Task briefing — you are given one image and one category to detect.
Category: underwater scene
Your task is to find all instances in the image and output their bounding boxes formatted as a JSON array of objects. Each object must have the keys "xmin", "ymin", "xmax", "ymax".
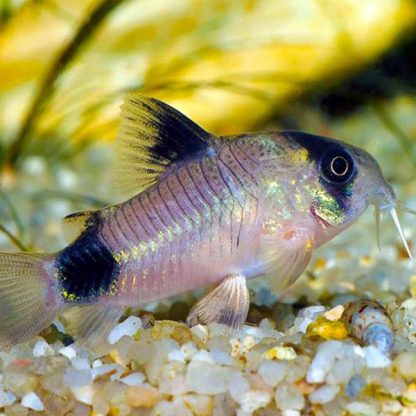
[{"xmin": 1, "ymin": 1, "xmax": 416, "ymax": 415}]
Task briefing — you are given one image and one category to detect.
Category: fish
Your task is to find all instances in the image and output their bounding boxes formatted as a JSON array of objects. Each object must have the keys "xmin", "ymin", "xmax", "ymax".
[
  {"xmin": 0, "ymin": 94, "xmax": 412, "ymax": 348},
  {"xmin": 341, "ymin": 299, "xmax": 394, "ymax": 355}
]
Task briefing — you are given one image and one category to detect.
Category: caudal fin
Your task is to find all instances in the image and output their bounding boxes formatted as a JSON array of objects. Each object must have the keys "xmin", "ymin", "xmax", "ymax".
[{"xmin": 0, "ymin": 252, "xmax": 59, "ymax": 348}]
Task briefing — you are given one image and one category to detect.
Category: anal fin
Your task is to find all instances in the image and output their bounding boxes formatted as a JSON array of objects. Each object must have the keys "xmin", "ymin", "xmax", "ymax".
[
  {"xmin": 187, "ymin": 273, "xmax": 249, "ymax": 331},
  {"xmin": 61, "ymin": 305, "xmax": 124, "ymax": 351}
]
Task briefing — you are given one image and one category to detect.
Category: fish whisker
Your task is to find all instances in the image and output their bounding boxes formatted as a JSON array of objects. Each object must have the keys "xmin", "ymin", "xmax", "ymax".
[
  {"xmin": 396, "ymin": 200, "xmax": 416, "ymax": 216},
  {"xmin": 388, "ymin": 206, "xmax": 414, "ymax": 263},
  {"xmin": 374, "ymin": 206, "xmax": 383, "ymax": 251}
]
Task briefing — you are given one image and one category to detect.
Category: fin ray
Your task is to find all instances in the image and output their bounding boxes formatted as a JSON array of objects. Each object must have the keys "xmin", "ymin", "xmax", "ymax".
[
  {"xmin": 260, "ymin": 226, "xmax": 314, "ymax": 294},
  {"xmin": 116, "ymin": 94, "xmax": 214, "ymax": 196},
  {"xmin": 62, "ymin": 305, "xmax": 124, "ymax": 351},
  {"xmin": 0, "ymin": 252, "xmax": 59, "ymax": 348},
  {"xmin": 187, "ymin": 273, "xmax": 249, "ymax": 331}
]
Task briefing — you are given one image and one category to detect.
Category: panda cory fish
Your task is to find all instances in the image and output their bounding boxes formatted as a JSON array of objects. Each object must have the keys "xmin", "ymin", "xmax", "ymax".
[{"xmin": 0, "ymin": 94, "xmax": 411, "ymax": 348}]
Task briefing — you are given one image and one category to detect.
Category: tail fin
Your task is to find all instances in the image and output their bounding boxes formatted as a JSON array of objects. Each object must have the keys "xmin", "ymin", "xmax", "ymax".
[{"xmin": 0, "ymin": 252, "xmax": 60, "ymax": 348}]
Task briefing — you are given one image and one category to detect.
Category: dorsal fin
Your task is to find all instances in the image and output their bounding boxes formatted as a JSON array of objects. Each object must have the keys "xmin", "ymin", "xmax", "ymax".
[{"xmin": 115, "ymin": 94, "xmax": 215, "ymax": 196}]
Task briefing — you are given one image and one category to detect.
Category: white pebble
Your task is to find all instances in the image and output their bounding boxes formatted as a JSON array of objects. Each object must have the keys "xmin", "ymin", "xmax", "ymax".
[
  {"xmin": 22, "ymin": 156, "xmax": 46, "ymax": 176},
  {"xmin": 299, "ymin": 305, "xmax": 325, "ymax": 319},
  {"xmin": 71, "ymin": 357, "xmax": 90, "ymax": 371},
  {"xmin": 306, "ymin": 340, "xmax": 343, "ymax": 383},
  {"xmin": 258, "ymin": 360, "xmax": 287, "ymax": 386},
  {"xmin": 71, "ymin": 385, "xmax": 94, "ymax": 405},
  {"xmin": 120, "ymin": 372, "xmax": 146, "ymax": 386},
  {"xmin": 56, "ymin": 169, "xmax": 77, "ymax": 189},
  {"xmin": 168, "ymin": 348, "xmax": 185, "ymax": 363},
  {"xmin": 92, "ymin": 359, "xmax": 103, "ymax": 368},
  {"xmin": 59, "ymin": 345, "xmax": 77, "ymax": 359},
  {"xmin": 21, "ymin": 392, "xmax": 44, "ymax": 411},
  {"xmin": 283, "ymin": 411, "xmax": 300, "ymax": 416},
  {"xmin": 240, "ymin": 390, "xmax": 271, "ymax": 412},
  {"xmin": 309, "ymin": 384, "xmax": 340, "ymax": 404},
  {"xmin": 211, "ymin": 348, "xmax": 233, "ymax": 365},
  {"xmin": 181, "ymin": 342, "xmax": 198, "ymax": 361},
  {"xmin": 190, "ymin": 324, "xmax": 209, "ymax": 343},
  {"xmin": 32, "ymin": 340, "xmax": 54, "ymax": 357},
  {"xmin": 192, "ymin": 350, "xmax": 214, "ymax": 363},
  {"xmin": 294, "ymin": 317, "xmax": 313, "ymax": 333},
  {"xmin": 108, "ymin": 316, "xmax": 142, "ymax": 344},
  {"xmin": 186, "ymin": 360, "xmax": 233, "ymax": 394},
  {"xmin": 345, "ymin": 402, "xmax": 377, "ymax": 416},
  {"xmin": 64, "ymin": 368, "xmax": 92, "ymax": 388},
  {"xmin": 275, "ymin": 384, "xmax": 305, "ymax": 411},
  {"xmin": 91, "ymin": 364, "xmax": 123, "ymax": 381},
  {"xmin": 364, "ymin": 345, "xmax": 391, "ymax": 368},
  {"xmin": 0, "ymin": 389, "xmax": 16, "ymax": 407},
  {"xmin": 244, "ymin": 325, "xmax": 266, "ymax": 339},
  {"xmin": 229, "ymin": 373, "xmax": 250, "ymax": 403}
]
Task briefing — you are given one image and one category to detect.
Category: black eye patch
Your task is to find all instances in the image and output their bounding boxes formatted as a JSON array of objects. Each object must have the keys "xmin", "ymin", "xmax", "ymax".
[{"xmin": 319, "ymin": 147, "xmax": 355, "ymax": 184}]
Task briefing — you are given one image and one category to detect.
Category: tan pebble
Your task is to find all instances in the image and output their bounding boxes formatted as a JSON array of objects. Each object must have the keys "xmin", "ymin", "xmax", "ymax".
[
  {"xmin": 335, "ymin": 250, "xmax": 351, "ymax": 259},
  {"xmin": 151, "ymin": 321, "xmax": 174, "ymax": 340},
  {"xmin": 314, "ymin": 258, "xmax": 327, "ymax": 270},
  {"xmin": 42, "ymin": 393, "xmax": 75, "ymax": 416},
  {"xmin": 109, "ymin": 349, "xmax": 123, "ymax": 365},
  {"xmin": 409, "ymin": 275, "xmax": 416, "ymax": 298},
  {"xmin": 230, "ymin": 339, "xmax": 241, "ymax": 357},
  {"xmin": 247, "ymin": 373, "xmax": 274, "ymax": 395},
  {"xmin": 183, "ymin": 394, "xmax": 212, "ymax": 416},
  {"xmin": 297, "ymin": 379, "xmax": 316, "ymax": 395},
  {"xmin": 240, "ymin": 336, "xmax": 256, "ymax": 354},
  {"xmin": 403, "ymin": 383, "xmax": 416, "ymax": 402},
  {"xmin": 171, "ymin": 324, "xmax": 193, "ymax": 345},
  {"xmin": 323, "ymin": 305, "xmax": 344, "ymax": 321},
  {"xmin": 109, "ymin": 402, "xmax": 132, "ymax": 416},
  {"xmin": 3, "ymin": 367, "xmax": 38, "ymax": 396},
  {"xmin": 4, "ymin": 403, "xmax": 28, "ymax": 416},
  {"xmin": 126, "ymin": 386, "xmax": 159, "ymax": 408},
  {"xmin": 394, "ymin": 352, "xmax": 416, "ymax": 381},
  {"xmin": 190, "ymin": 324, "xmax": 209, "ymax": 344},
  {"xmin": 359, "ymin": 255, "xmax": 375, "ymax": 266}
]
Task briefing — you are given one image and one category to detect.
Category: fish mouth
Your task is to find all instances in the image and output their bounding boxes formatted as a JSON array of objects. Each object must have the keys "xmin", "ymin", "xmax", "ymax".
[{"xmin": 310, "ymin": 205, "xmax": 332, "ymax": 229}]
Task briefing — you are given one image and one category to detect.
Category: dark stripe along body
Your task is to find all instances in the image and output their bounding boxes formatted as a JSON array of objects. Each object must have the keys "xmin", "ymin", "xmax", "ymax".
[{"xmin": 56, "ymin": 226, "xmax": 120, "ymax": 301}]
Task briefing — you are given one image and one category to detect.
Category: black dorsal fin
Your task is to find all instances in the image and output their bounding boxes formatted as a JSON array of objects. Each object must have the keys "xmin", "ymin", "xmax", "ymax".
[{"xmin": 115, "ymin": 94, "xmax": 215, "ymax": 196}]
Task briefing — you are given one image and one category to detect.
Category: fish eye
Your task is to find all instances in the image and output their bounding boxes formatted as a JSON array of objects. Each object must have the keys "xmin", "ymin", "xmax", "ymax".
[{"xmin": 320, "ymin": 148, "xmax": 355, "ymax": 184}]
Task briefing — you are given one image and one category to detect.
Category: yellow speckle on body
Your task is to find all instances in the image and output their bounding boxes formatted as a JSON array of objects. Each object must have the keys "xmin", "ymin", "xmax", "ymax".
[{"xmin": 290, "ymin": 147, "xmax": 308, "ymax": 163}]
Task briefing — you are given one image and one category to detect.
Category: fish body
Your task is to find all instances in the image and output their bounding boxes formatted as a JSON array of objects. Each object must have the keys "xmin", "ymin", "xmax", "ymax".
[{"xmin": 0, "ymin": 95, "xmax": 401, "ymax": 347}]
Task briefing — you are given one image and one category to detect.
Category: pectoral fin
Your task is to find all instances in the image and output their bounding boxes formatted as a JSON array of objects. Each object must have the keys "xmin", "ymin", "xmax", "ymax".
[
  {"xmin": 187, "ymin": 273, "xmax": 249, "ymax": 330},
  {"xmin": 259, "ymin": 226, "xmax": 315, "ymax": 294},
  {"xmin": 61, "ymin": 305, "xmax": 124, "ymax": 351}
]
